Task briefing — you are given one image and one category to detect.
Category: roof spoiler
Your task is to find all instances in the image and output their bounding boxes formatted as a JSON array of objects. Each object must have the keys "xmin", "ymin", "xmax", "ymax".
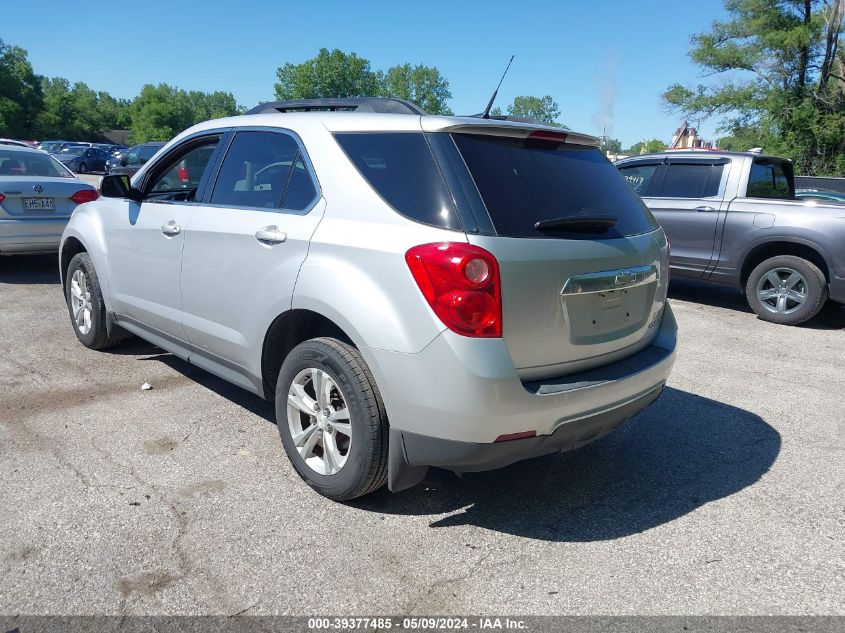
[{"xmin": 246, "ymin": 97, "xmax": 426, "ymax": 115}]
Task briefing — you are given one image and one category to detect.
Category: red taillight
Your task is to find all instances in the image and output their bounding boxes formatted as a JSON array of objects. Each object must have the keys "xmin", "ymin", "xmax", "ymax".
[
  {"xmin": 70, "ymin": 189, "xmax": 99, "ymax": 205},
  {"xmin": 0, "ymin": 193, "xmax": 5, "ymax": 205},
  {"xmin": 405, "ymin": 242, "xmax": 502, "ymax": 338}
]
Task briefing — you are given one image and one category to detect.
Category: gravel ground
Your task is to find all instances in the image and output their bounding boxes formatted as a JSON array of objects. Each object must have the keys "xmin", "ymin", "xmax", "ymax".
[{"xmin": 1, "ymin": 255, "xmax": 843, "ymax": 616}]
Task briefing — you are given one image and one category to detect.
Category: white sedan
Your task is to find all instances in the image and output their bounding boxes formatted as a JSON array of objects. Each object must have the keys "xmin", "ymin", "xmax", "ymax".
[{"xmin": 0, "ymin": 146, "xmax": 99, "ymax": 254}]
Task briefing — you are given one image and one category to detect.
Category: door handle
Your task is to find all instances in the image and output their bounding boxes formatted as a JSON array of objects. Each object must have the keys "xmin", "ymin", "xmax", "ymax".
[
  {"xmin": 160, "ymin": 221, "xmax": 181, "ymax": 236},
  {"xmin": 694, "ymin": 206, "xmax": 716, "ymax": 212},
  {"xmin": 255, "ymin": 225, "xmax": 287, "ymax": 245}
]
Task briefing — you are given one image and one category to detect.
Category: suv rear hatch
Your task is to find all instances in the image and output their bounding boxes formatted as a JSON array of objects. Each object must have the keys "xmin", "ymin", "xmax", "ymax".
[{"xmin": 442, "ymin": 127, "xmax": 668, "ymax": 381}]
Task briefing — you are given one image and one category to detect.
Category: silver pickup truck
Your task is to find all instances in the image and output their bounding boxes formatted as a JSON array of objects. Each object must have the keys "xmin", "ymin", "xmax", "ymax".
[{"xmin": 616, "ymin": 151, "xmax": 845, "ymax": 325}]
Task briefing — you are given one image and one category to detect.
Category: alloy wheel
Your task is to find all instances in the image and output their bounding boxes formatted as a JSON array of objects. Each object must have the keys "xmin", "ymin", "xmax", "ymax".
[
  {"xmin": 756, "ymin": 267, "xmax": 808, "ymax": 315},
  {"xmin": 286, "ymin": 368, "xmax": 352, "ymax": 475},
  {"xmin": 70, "ymin": 269, "xmax": 93, "ymax": 335}
]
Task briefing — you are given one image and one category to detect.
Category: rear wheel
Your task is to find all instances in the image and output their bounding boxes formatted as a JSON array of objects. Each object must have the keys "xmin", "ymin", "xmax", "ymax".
[
  {"xmin": 745, "ymin": 255, "xmax": 827, "ymax": 325},
  {"xmin": 65, "ymin": 252, "xmax": 122, "ymax": 349},
  {"xmin": 275, "ymin": 337, "xmax": 388, "ymax": 500}
]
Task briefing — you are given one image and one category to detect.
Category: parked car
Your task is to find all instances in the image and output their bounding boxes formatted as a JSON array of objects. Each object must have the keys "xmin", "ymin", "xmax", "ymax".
[
  {"xmin": 0, "ymin": 146, "xmax": 98, "ymax": 254},
  {"xmin": 616, "ymin": 151, "xmax": 845, "ymax": 325},
  {"xmin": 0, "ymin": 139, "xmax": 31, "ymax": 148},
  {"xmin": 38, "ymin": 140, "xmax": 77, "ymax": 154},
  {"xmin": 55, "ymin": 146, "xmax": 110, "ymax": 173},
  {"xmin": 95, "ymin": 143, "xmax": 128, "ymax": 157},
  {"xmin": 107, "ymin": 142, "xmax": 166, "ymax": 177},
  {"xmin": 60, "ymin": 97, "xmax": 677, "ymax": 500},
  {"xmin": 795, "ymin": 189, "xmax": 845, "ymax": 204}
]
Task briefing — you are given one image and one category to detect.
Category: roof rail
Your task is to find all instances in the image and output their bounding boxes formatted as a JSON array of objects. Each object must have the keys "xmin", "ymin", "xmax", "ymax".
[{"xmin": 246, "ymin": 97, "xmax": 426, "ymax": 116}]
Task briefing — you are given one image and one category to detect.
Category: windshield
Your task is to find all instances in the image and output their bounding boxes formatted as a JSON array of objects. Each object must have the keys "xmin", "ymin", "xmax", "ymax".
[
  {"xmin": 0, "ymin": 149, "xmax": 73, "ymax": 177},
  {"xmin": 61, "ymin": 147, "xmax": 85, "ymax": 155},
  {"xmin": 452, "ymin": 133, "xmax": 658, "ymax": 239}
]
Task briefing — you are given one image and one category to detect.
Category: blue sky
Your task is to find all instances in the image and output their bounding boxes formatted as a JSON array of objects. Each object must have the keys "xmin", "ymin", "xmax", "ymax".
[{"xmin": 5, "ymin": 0, "xmax": 731, "ymax": 147}]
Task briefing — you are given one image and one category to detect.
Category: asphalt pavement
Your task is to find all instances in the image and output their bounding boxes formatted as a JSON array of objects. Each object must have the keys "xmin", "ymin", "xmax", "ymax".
[{"xmin": 1, "ymin": 255, "xmax": 843, "ymax": 616}]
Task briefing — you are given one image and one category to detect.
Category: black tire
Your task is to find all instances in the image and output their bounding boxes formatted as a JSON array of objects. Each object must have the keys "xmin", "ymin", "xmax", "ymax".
[
  {"xmin": 275, "ymin": 337, "xmax": 388, "ymax": 501},
  {"xmin": 65, "ymin": 252, "xmax": 123, "ymax": 350},
  {"xmin": 745, "ymin": 255, "xmax": 827, "ymax": 325},
  {"xmin": 78, "ymin": 162, "xmax": 87, "ymax": 174}
]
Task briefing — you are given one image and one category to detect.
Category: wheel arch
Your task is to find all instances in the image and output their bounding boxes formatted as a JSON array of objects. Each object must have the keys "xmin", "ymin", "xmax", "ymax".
[
  {"xmin": 59, "ymin": 235, "xmax": 87, "ymax": 286},
  {"xmin": 740, "ymin": 238, "xmax": 832, "ymax": 287},
  {"xmin": 260, "ymin": 309, "xmax": 355, "ymax": 400}
]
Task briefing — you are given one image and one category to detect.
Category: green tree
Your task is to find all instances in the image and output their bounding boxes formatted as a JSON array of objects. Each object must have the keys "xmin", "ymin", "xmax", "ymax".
[
  {"xmin": 178, "ymin": 90, "xmax": 240, "ymax": 125},
  {"xmin": 603, "ymin": 137, "xmax": 623, "ymax": 153},
  {"xmin": 37, "ymin": 77, "xmax": 75, "ymax": 138},
  {"xmin": 507, "ymin": 95, "xmax": 563, "ymax": 127},
  {"xmin": 129, "ymin": 84, "xmax": 192, "ymax": 143},
  {"xmin": 381, "ymin": 63, "xmax": 452, "ymax": 114},
  {"xmin": 0, "ymin": 39, "xmax": 43, "ymax": 138},
  {"xmin": 274, "ymin": 48, "xmax": 381, "ymax": 100},
  {"xmin": 96, "ymin": 92, "xmax": 132, "ymax": 131},
  {"xmin": 663, "ymin": 0, "xmax": 845, "ymax": 175},
  {"xmin": 625, "ymin": 139, "xmax": 668, "ymax": 154}
]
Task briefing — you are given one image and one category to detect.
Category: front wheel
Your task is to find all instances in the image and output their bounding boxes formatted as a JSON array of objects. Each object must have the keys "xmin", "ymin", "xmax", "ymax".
[
  {"xmin": 745, "ymin": 255, "xmax": 827, "ymax": 325},
  {"xmin": 65, "ymin": 252, "xmax": 123, "ymax": 349},
  {"xmin": 275, "ymin": 337, "xmax": 389, "ymax": 501},
  {"xmin": 78, "ymin": 162, "xmax": 87, "ymax": 173}
]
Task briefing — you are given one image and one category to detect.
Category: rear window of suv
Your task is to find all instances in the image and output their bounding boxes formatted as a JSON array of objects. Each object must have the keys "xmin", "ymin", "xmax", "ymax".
[{"xmin": 452, "ymin": 133, "xmax": 658, "ymax": 239}]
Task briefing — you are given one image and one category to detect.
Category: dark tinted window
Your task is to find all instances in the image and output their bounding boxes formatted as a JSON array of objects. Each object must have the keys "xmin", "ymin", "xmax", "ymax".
[
  {"xmin": 747, "ymin": 159, "xmax": 793, "ymax": 198},
  {"xmin": 452, "ymin": 133, "xmax": 657, "ymax": 239},
  {"xmin": 211, "ymin": 131, "xmax": 317, "ymax": 211},
  {"xmin": 282, "ymin": 156, "xmax": 318, "ymax": 210},
  {"xmin": 137, "ymin": 145, "xmax": 161, "ymax": 164},
  {"xmin": 658, "ymin": 163, "xmax": 724, "ymax": 198},
  {"xmin": 335, "ymin": 132, "xmax": 460, "ymax": 230},
  {"xmin": 618, "ymin": 163, "xmax": 660, "ymax": 195}
]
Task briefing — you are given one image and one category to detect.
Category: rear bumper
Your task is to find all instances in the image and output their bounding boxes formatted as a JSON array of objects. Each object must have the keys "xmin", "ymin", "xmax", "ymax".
[
  {"xmin": 0, "ymin": 218, "xmax": 68, "ymax": 254},
  {"xmin": 365, "ymin": 304, "xmax": 677, "ymax": 491},
  {"xmin": 393, "ymin": 384, "xmax": 662, "ymax": 473}
]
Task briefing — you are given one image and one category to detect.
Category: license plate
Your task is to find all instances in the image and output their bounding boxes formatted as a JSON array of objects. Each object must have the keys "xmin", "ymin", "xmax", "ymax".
[{"xmin": 23, "ymin": 197, "xmax": 55, "ymax": 211}]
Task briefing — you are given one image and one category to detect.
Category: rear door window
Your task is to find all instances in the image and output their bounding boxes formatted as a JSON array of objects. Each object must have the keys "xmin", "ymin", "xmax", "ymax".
[
  {"xmin": 210, "ymin": 131, "xmax": 318, "ymax": 212},
  {"xmin": 746, "ymin": 159, "xmax": 794, "ymax": 198},
  {"xmin": 335, "ymin": 132, "xmax": 461, "ymax": 230},
  {"xmin": 658, "ymin": 163, "xmax": 724, "ymax": 198},
  {"xmin": 618, "ymin": 163, "xmax": 660, "ymax": 195},
  {"xmin": 452, "ymin": 133, "xmax": 657, "ymax": 239}
]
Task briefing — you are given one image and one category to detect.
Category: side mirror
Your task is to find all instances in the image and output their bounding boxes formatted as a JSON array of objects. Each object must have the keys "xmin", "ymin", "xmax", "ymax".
[
  {"xmin": 101, "ymin": 174, "xmax": 142, "ymax": 201},
  {"xmin": 120, "ymin": 155, "xmax": 128, "ymax": 166}
]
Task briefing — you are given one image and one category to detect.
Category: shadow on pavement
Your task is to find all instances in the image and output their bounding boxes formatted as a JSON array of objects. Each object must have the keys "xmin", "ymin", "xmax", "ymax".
[
  {"xmin": 0, "ymin": 254, "xmax": 60, "ymax": 284},
  {"xmin": 108, "ymin": 337, "xmax": 779, "ymax": 541},
  {"xmin": 352, "ymin": 387, "xmax": 780, "ymax": 542},
  {"xmin": 669, "ymin": 277, "xmax": 845, "ymax": 330},
  {"xmin": 136, "ymin": 351, "xmax": 276, "ymax": 423}
]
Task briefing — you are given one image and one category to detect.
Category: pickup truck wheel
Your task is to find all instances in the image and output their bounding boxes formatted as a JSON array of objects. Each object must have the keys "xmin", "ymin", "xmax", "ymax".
[
  {"xmin": 746, "ymin": 255, "xmax": 827, "ymax": 325},
  {"xmin": 65, "ymin": 252, "xmax": 123, "ymax": 350},
  {"xmin": 275, "ymin": 337, "xmax": 388, "ymax": 501}
]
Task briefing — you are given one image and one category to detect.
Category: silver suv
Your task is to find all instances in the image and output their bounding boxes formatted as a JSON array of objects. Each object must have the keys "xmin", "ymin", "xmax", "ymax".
[{"xmin": 60, "ymin": 98, "xmax": 677, "ymax": 500}]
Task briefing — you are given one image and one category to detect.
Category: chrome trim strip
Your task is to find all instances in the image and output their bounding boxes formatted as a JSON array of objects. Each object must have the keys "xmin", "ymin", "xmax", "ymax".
[{"xmin": 561, "ymin": 264, "xmax": 658, "ymax": 295}]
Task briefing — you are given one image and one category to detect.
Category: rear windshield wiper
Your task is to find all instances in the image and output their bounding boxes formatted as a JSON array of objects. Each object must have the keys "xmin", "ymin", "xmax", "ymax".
[{"xmin": 533, "ymin": 215, "xmax": 618, "ymax": 234}]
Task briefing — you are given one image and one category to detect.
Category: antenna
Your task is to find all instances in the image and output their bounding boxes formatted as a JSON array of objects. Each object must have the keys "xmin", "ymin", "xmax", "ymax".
[{"xmin": 481, "ymin": 55, "xmax": 515, "ymax": 119}]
